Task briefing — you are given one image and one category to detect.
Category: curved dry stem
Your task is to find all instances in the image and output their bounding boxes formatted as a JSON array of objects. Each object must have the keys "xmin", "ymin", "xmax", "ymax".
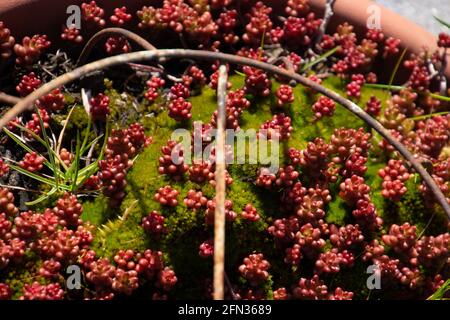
[
  {"xmin": 0, "ymin": 92, "xmax": 20, "ymax": 105},
  {"xmin": 1, "ymin": 49, "xmax": 449, "ymax": 219},
  {"xmin": 76, "ymin": 28, "xmax": 157, "ymax": 66}
]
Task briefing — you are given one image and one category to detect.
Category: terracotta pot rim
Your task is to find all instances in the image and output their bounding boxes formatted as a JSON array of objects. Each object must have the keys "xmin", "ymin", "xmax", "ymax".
[{"xmin": 0, "ymin": 0, "xmax": 448, "ymax": 77}]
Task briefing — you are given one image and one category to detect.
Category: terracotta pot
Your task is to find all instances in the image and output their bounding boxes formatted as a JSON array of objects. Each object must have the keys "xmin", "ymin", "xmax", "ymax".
[{"xmin": 0, "ymin": 0, "xmax": 449, "ymax": 77}]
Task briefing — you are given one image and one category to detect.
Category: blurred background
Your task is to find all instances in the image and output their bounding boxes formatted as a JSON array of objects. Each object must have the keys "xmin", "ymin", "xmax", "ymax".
[{"xmin": 376, "ymin": 0, "xmax": 449, "ymax": 34}]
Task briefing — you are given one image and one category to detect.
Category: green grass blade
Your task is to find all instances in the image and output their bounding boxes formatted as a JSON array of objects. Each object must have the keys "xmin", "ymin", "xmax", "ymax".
[
  {"xmin": 3, "ymin": 127, "xmax": 39, "ymax": 155},
  {"xmin": 408, "ymin": 111, "xmax": 450, "ymax": 121},
  {"xmin": 8, "ymin": 163, "xmax": 68, "ymax": 190},
  {"xmin": 365, "ymin": 83, "xmax": 405, "ymax": 91},
  {"xmin": 35, "ymin": 108, "xmax": 59, "ymax": 189},
  {"xmin": 434, "ymin": 16, "xmax": 450, "ymax": 29},
  {"xmin": 427, "ymin": 279, "xmax": 450, "ymax": 300},
  {"xmin": 80, "ymin": 134, "xmax": 104, "ymax": 156},
  {"xmin": 10, "ymin": 123, "xmax": 68, "ymax": 173},
  {"xmin": 70, "ymin": 131, "xmax": 82, "ymax": 192},
  {"xmin": 389, "ymin": 48, "xmax": 407, "ymax": 88},
  {"xmin": 301, "ymin": 46, "xmax": 340, "ymax": 72},
  {"xmin": 25, "ymin": 187, "xmax": 58, "ymax": 206},
  {"xmin": 429, "ymin": 92, "xmax": 450, "ymax": 102}
]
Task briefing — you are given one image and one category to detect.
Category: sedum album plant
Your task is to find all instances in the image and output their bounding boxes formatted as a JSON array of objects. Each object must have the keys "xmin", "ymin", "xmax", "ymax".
[{"xmin": 0, "ymin": 0, "xmax": 448, "ymax": 301}]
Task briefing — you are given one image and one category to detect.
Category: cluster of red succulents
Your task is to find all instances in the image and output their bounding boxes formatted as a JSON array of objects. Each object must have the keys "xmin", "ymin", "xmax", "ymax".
[
  {"xmin": 145, "ymin": 76, "xmax": 166, "ymax": 103},
  {"xmin": 0, "ymin": 188, "xmax": 18, "ymax": 217},
  {"xmin": 184, "ymin": 190, "xmax": 208, "ymax": 211},
  {"xmin": 268, "ymin": 216, "xmax": 299, "ymax": 243},
  {"xmin": 158, "ymin": 140, "xmax": 189, "ymax": 180},
  {"xmin": 0, "ymin": 159, "xmax": 9, "ymax": 177},
  {"xmin": 328, "ymin": 128, "xmax": 371, "ymax": 163},
  {"xmin": 359, "ymin": 222, "xmax": 450, "ymax": 291},
  {"xmin": 259, "ymin": 113, "xmax": 293, "ymax": 141},
  {"xmin": 20, "ymin": 282, "xmax": 64, "ymax": 300},
  {"xmin": 329, "ymin": 224, "xmax": 364, "ymax": 250},
  {"xmin": 238, "ymin": 253, "xmax": 270, "ymax": 286},
  {"xmin": 296, "ymin": 187, "xmax": 331, "ymax": 223},
  {"xmin": 438, "ymin": 32, "xmax": 450, "ymax": 48},
  {"xmin": 53, "ymin": 192, "xmax": 83, "ymax": 227},
  {"xmin": 39, "ymin": 259, "xmax": 62, "ymax": 278},
  {"xmin": 312, "ymin": 96, "xmax": 336, "ymax": 119},
  {"xmin": 61, "ymin": 26, "xmax": 83, "ymax": 44},
  {"xmin": 105, "ymin": 36, "xmax": 131, "ymax": 55},
  {"xmin": 243, "ymin": 66, "xmax": 272, "ymax": 97},
  {"xmin": 137, "ymin": 0, "xmax": 219, "ymax": 44},
  {"xmin": 209, "ymin": 69, "xmax": 232, "ymax": 91},
  {"xmin": 97, "ymin": 123, "xmax": 151, "ymax": 206},
  {"xmin": 82, "ymin": 1, "xmax": 106, "ymax": 27},
  {"xmin": 142, "ymin": 211, "xmax": 166, "ymax": 236},
  {"xmin": 365, "ymin": 95, "xmax": 382, "ymax": 117},
  {"xmin": 407, "ymin": 66, "xmax": 430, "ymax": 92},
  {"xmin": 242, "ymin": 2, "xmax": 272, "ymax": 46},
  {"xmin": 16, "ymin": 72, "xmax": 41, "ymax": 97},
  {"xmin": 154, "ymin": 186, "xmax": 179, "ymax": 207},
  {"xmin": 85, "ymin": 248, "xmax": 176, "ymax": 297},
  {"xmin": 98, "ymin": 155, "xmax": 128, "ymax": 207},
  {"xmin": 37, "ymin": 88, "xmax": 66, "ymax": 112},
  {"xmin": 59, "ymin": 148, "xmax": 73, "ymax": 167},
  {"xmin": 183, "ymin": 65, "xmax": 207, "ymax": 89},
  {"xmin": 13, "ymin": 34, "xmax": 51, "ymax": 65},
  {"xmin": 255, "ymin": 168, "xmax": 276, "ymax": 188},
  {"xmin": 283, "ymin": 13, "xmax": 322, "ymax": 48},
  {"xmin": 24, "ymin": 108, "xmax": 50, "ymax": 138},
  {"xmin": 281, "ymin": 181, "xmax": 307, "ymax": 211},
  {"xmin": 275, "ymin": 165, "xmax": 299, "ymax": 187},
  {"xmin": 275, "ymin": 85, "xmax": 295, "ymax": 107},
  {"xmin": 0, "ymin": 283, "xmax": 12, "ymax": 300},
  {"xmin": 105, "ymin": 129, "xmax": 136, "ymax": 167},
  {"xmin": 210, "ymin": 89, "xmax": 250, "ymax": 130},
  {"xmin": 199, "ymin": 239, "xmax": 214, "ymax": 258},
  {"xmin": 340, "ymin": 152, "xmax": 368, "ymax": 178},
  {"xmin": 205, "ymin": 198, "xmax": 236, "ymax": 225},
  {"xmin": 314, "ymin": 248, "xmax": 355, "ymax": 274},
  {"xmin": 241, "ymin": 204, "xmax": 260, "ymax": 222},
  {"xmin": 19, "ymin": 152, "xmax": 45, "ymax": 173},
  {"xmin": 289, "ymin": 138, "xmax": 329, "ymax": 175},
  {"xmin": 346, "ymin": 74, "xmax": 365, "ymax": 99},
  {"xmin": 285, "ymin": 0, "xmax": 310, "ymax": 17},
  {"xmin": 0, "ymin": 21, "xmax": 14, "ymax": 60},
  {"xmin": 416, "ymin": 115, "xmax": 449, "ymax": 158},
  {"xmin": 339, "ymin": 175, "xmax": 371, "ymax": 205},
  {"xmin": 90, "ymin": 93, "xmax": 110, "ymax": 121},
  {"xmin": 291, "ymin": 276, "xmax": 353, "ymax": 300},
  {"xmin": 216, "ymin": 9, "xmax": 239, "ymax": 45},
  {"xmin": 378, "ymin": 159, "xmax": 410, "ymax": 201},
  {"xmin": 188, "ymin": 161, "xmax": 214, "ymax": 184},
  {"xmin": 110, "ymin": 7, "xmax": 132, "ymax": 26},
  {"xmin": 168, "ymin": 97, "xmax": 192, "ymax": 121}
]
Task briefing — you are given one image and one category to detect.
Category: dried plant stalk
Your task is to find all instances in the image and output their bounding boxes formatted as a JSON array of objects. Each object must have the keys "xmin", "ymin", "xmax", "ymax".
[{"xmin": 213, "ymin": 65, "xmax": 228, "ymax": 300}]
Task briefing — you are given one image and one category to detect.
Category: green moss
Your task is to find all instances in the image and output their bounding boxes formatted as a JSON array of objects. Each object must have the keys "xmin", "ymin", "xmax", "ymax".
[{"xmin": 76, "ymin": 75, "xmax": 418, "ymax": 298}]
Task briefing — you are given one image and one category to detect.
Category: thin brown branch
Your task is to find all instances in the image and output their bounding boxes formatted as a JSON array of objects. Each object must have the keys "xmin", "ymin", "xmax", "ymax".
[
  {"xmin": 315, "ymin": 0, "xmax": 336, "ymax": 50},
  {"xmin": 76, "ymin": 28, "xmax": 157, "ymax": 66},
  {"xmin": 0, "ymin": 92, "xmax": 20, "ymax": 105},
  {"xmin": 213, "ymin": 65, "xmax": 228, "ymax": 300},
  {"xmin": 1, "ymin": 49, "xmax": 448, "ymax": 219}
]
